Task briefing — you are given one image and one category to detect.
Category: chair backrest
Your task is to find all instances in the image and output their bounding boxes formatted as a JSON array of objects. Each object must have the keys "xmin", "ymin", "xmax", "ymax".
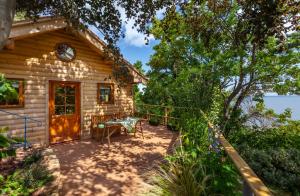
[{"xmin": 91, "ymin": 114, "xmax": 115, "ymax": 130}]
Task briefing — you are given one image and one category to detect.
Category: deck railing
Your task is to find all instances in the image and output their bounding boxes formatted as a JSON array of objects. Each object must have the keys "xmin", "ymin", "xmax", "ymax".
[
  {"xmin": 0, "ymin": 108, "xmax": 42, "ymax": 149},
  {"xmin": 134, "ymin": 103, "xmax": 272, "ymax": 196}
]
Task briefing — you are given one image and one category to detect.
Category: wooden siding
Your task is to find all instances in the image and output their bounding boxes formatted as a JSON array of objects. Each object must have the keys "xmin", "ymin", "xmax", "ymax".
[{"xmin": 0, "ymin": 29, "xmax": 134, "ymax": 144}]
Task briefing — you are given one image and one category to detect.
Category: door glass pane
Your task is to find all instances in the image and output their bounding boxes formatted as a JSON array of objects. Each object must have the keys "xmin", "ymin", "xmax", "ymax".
[
  {"xmin": 55, "ymin": 95, "xmax": 65, "ymax": 105},
  {"xmin": 66, "ymin": 86, "xmax": 75, "ymax": 95},
  {"xmin": 66, "ymin": 105, "xmax": 75, "ymax": 114},
  {"xmin": 100, "ymin": 87, "xmax": 111, "ymax": 102},
  {"xmin": 55, "ymin": 106, "xmax": 65, "ymax": 115},
  {"xmin": 66, "ymin": 95, "xmax": 75, "ymax": 104},
  {"xmin": 55, "ymin": 86, "xmax": 65, "ymax": 95}
]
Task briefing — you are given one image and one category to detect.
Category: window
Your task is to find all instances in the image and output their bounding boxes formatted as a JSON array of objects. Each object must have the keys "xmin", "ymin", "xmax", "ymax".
[
  {"xmin": 97, "ymin": 83, "xmax": 114, "ymax": 104},
  {"xmin": 0, "ymin": 78, "xmax": 24, "ymax": 108},
  {"xmin": 55, "ymin": 43, "xmax": 76, "ymax": 62},
  {"xmin": 54, "ymin": 84, "xmax": 76, "ymax": 115}
]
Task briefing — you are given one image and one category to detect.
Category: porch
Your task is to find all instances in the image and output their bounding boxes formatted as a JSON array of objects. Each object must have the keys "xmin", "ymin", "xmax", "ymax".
[{"xmin": 51, "ymin": 122, "xmax": 178, "ymax": 195}]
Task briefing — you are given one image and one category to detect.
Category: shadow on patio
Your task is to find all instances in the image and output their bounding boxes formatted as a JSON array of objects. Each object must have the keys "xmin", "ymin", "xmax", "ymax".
[{"xmin": 51, "ymin": 122, "xmax": 178, "ymax": 196}]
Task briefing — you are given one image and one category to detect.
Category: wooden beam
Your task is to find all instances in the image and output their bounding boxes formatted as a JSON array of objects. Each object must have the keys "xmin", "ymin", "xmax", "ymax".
[{"xmin": 9, "ymin": 17, "xmax": 67, "ymax": 40}]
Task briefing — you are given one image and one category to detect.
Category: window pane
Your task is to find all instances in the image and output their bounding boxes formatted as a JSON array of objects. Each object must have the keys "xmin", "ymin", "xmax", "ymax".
[
  {"xmin": 55, "ymin": 95, "xmax": 65, "ymax": 105},
  {"xmin": 0, "ymin": 79, "xmax": 21, "ymax": 106},
  {"xmin": 66, "ymin": 105, "xmax": 75, "ymax": 114},
  {"xmin": 55, "ymin": 86, "xmax": 65, "ymax": 95},
  {"xmin": 66, "ymin": 86, "xmax": 75, "ymax": 95},
  {"xmin": 66, "ymin": 95, "xmax": 75, "ymax": 104},
  {"xmin": 100, "ymin": 87, "xmax": 111, "ymax": 102},
  {"xmin": 55, "ymin": 106, "xmax": 65, "ymax": 115}
]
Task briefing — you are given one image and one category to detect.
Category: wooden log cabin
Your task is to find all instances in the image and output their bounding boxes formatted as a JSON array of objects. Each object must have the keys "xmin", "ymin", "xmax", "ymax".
[{"xmin": 0, "ymin": 17, "xmax": 147, "ymax": 145}]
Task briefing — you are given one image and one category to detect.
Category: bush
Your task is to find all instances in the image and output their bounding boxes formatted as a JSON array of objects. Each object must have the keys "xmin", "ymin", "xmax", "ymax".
[
  {"xmin": 0, "ymin": 151, "xmax": 53, "ymax": 196},
  {"xmin": 156, "ymin": 154, "xmax": 209, "ymax": 196},
  {"xmin": 155, "ymin": 151, "xmax": 241, "ymax": 196},
  {"xmin": 241, "ymin": 148, "xmax": 300, "ymax": 193},
  {"xmin": 149, "ymin": 117, "xmax": 160, "ymax": 126},
  {"xmin": 230, "ymin": 121, "xmax": 300, "ymax": 194}
]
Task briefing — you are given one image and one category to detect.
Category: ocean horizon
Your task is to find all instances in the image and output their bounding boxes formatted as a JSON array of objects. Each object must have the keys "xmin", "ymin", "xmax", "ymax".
[{"xmin": 264, "ymin": 95, "xmax": 300, "ymax": 120}]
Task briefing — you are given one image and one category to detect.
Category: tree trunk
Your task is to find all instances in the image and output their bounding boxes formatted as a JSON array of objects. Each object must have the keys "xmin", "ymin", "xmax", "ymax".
[{"xmin": 0, "ymin": 0, "xmax": 16, "ymax": 50}]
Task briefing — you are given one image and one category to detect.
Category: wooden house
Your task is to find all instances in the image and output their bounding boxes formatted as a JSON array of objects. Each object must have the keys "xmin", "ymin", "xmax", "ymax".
[{"xmin": 0, "ymin": 17, "xmax": 147, "ymax": 145}]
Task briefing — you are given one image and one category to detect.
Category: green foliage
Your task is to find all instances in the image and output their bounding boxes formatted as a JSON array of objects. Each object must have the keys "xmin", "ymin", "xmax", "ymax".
[
  {"xmin": 230, "ymin": 121, "xmax": 300, "ymax": 194},
  {"xmin": 0, "ymin": 127, "xmax": 16, "ymax": 160},
  {"xmin": 144, "ymin": 1, "xmax": 300, "ymax": 136},
  {"xmin": 156, "ymin": 153, "xmax": 209, "ymax": 196},
  {"xmin": 155, "ymin": 115, "xmax": 241, "ymax": 195},
  {"xmin": 202, "ymin": 153, "xmax": 241, "ymax": 195},
  {"xmin": 0, "ymin": 74, "xmax": 19, "ymax": 104},
  {"xmin": 0, "ymin": 127, "xmax": 25, "ymax": 160},
  {"xmin": 242, "ymin": 148, "xmax": 300, "ymax": 194},
  {"xmin": 133, "ymin": 61, "xmax": 145, "ymax": 106},
  {"xmin": 156, "ymin": 150, "xmax": 241, "ymax": 196},
  {"xmin": 0, "ymin": 151, "xmax": 53, "ymax": 196},
  {"xmin": 231, "ymin": 126, "xmax": 300, "ymax": 151},
  {"xmin": 149, "ymin": 116, "xmax": 160, "ymax": 126},
  {"xmin": 180, "ymin": 117, "xmax": 210, "ymax": 156}
]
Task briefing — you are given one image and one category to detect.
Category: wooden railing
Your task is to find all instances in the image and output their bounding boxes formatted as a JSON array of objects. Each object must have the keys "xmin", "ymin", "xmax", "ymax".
[
  {"xmin": 134, "ymin": 103, "xmax": 272, "ymax": 196},
  {"xmin": 208, "ymin": 123, "xmax": 272, "ymax": 196}
]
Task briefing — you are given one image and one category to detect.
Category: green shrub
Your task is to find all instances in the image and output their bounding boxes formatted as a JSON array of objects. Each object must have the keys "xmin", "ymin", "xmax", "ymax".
[
  {"xmin": 149, "ymin": 117, "xmax": 160, "ymax": 126},
  {"xmin": 241, "ymin": 148, "xmax": 300, "ymax": 193},
  {"xmin": 156, "ymin": 155, "xmax": 209, "ymax": 196},
  {"xmin": 202, "ymin": 153, "xmax": 242, "ymax": 195},
  {"xmin": 0, "ymin": 127, "xmax": 17, "ymax": 160},
  {"xmin": 230, "ymin": 125, "xmax": 300, "ymax": 151},
  {"xmin": 230, "ymin": 121, "xmax": 300, "ymax": 194},
  {"xmin": 156, "ymin": 151, "xmax": 241, "ymax": 196},
  {"xmin": 0, "ymin": 151, "xmax": 53, "ymax": 196}
]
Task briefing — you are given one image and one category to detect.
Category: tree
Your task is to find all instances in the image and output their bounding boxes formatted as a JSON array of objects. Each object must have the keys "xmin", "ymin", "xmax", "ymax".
[
  {"xmin": 133, "ymin": 61, "xmax": 145, "ymax": 105},
  {"xmin": 0, "ymin": 0, "xmax": 15, "ymax": 49},
  {"xmin": 143, "ymin": 1, "xmax": 300, "ymax": 136},
  {"xmin": 1, "ymin": 0, "xmax": 299, "ymax": 52},
  {"xmin": 0, "ymin": 0, "xmax": 174, "ymax": 50}
]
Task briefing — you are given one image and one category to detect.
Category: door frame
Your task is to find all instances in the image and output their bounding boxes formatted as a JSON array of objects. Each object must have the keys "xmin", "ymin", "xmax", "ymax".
[{"xmin": 47, "ymin": 80, "xmax": 82, "ymax": 144}]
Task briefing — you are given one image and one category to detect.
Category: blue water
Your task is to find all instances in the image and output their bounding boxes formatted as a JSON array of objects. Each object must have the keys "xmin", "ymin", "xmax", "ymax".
[{"xmin": 264, "ymin": 96, "xmax": 300, "ymax": 120}]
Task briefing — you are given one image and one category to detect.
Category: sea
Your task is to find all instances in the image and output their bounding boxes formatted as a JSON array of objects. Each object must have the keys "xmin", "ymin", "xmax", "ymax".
[{"xmin": 264, "ymin": 96, "xmax": 300, "ymax": 120}]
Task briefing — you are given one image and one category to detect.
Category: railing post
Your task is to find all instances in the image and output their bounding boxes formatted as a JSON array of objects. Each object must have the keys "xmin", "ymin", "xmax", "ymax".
[
  {"xmin": 243, "ymin": 181, "xmax": 254, "ymax": 196},
  {"xmin": 164, "ymin": 107, "xmax": 168, "ymax": 126},
  {"xmin": 146, "ymin": 108, "xmax": 149, "ymax": 120},
  {"xmin": 24, "ymin": 116, "xmax": 27, "ymax": 149}
]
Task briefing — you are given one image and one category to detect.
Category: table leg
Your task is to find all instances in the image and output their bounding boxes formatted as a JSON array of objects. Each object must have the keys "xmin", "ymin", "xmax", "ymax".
[
  {"xmin": 107, "ymin": 127, "xmax": 111, "ymax": 147},
  {"xmin": 140, "ymin": 121, "xmax": 144, "ymax": 139}
]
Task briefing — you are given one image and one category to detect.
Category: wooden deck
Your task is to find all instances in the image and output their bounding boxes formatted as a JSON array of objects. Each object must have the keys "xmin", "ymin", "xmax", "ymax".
[{"xmin": 51, "ymin": 122, "xmax": 178, "ymax": 195}]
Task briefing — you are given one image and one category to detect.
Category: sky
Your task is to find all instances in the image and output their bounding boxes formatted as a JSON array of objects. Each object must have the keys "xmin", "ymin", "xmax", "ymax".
[
  {"xmin": 89, "ymin": 7, "xmax": 166, "ymax": 73},
  {"xmin": 89, "ymin": 25, "xmax": 157, "ymax": 73},
  {"xmin": 118, "ymin": 37, "xmax": 157, "ymax": 73}
]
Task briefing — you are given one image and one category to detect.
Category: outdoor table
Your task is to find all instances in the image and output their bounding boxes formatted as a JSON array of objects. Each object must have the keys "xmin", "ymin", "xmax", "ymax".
[{"xmin": 103, "ymin": 117, "xmax": 143, "ymax": 146}]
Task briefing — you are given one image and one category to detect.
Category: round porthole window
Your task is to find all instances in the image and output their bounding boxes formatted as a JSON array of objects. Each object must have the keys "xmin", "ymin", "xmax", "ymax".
[{"xmin": 55, "ymin": 43, "xmax": 76, "ymax": 62}]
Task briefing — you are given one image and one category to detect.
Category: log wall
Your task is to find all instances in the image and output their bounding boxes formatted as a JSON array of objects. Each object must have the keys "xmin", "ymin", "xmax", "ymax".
[{"xmin": 0, "ymin": 29, "xmax": 134, "ymax": 144}]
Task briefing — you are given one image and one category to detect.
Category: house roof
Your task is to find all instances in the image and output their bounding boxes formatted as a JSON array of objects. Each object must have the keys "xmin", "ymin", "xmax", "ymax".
[{"xmin": 7, "ymin": 16, "xmax": 148, "ymax": 84}]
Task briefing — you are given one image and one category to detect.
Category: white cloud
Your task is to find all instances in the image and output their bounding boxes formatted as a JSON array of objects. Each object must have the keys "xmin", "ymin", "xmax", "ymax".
[
  {"xmin": 119, "ymin": 7, "xmax": 154, "ymax": 47},
  {"xmin": 123, "ymin": 19, "xmax": 154, "ymax": 47}
]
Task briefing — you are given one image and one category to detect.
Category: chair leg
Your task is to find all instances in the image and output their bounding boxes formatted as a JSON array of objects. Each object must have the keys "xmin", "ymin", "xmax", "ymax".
[
  {"xmin": 134, "ymin": 125, "xmax": 137, "ymax": 137},
  {"xmin": 101, "ymin": 128, "xmax": 105, "ymax": 144}
]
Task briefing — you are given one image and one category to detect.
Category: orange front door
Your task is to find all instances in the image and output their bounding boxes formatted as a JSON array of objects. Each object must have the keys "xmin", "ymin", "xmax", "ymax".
[{"xmin": 49, "ymin": 81, "xmax": 80, "ymax": 144}]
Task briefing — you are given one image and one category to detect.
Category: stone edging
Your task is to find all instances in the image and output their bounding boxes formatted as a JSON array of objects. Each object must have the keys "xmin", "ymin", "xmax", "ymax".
[{"xmin": 33, "ymin": 148, "xmax": 61, "ymax": 196}]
